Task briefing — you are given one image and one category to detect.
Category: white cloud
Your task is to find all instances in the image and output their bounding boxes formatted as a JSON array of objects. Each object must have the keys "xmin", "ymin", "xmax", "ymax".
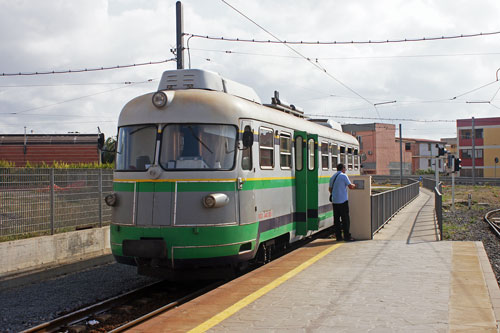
[{"xmin": 0, "ymin": 0, "xmax": 499, "ymax": 140}]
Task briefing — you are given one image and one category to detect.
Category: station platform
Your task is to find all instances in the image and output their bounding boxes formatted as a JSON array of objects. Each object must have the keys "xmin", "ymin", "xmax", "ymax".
[{"xmin": 128, "ymin": 188, "xmax": 500, "ymax": 332}]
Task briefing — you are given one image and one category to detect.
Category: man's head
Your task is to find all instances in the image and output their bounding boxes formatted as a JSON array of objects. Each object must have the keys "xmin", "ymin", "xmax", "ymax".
[{"xmin": 336, "ymin": 163, "xmax": 345, "ymax": 172}]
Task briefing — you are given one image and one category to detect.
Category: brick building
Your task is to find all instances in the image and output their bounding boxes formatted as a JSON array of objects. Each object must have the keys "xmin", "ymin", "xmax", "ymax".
[
  {"xmin": 457, "ymin": 117, "xmax": 500, "ymax": 178},
  {"xmin": 342, "ymin": 123, "xmax": 412, "ymax": 175},
  {"xmin": 0, "ymin": 134, "xmax": 101, "ymax": 166}
]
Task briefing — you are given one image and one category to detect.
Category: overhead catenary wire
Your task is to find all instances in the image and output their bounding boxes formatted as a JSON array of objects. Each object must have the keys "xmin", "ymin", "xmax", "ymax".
[
  {"xmin": 220, "ymin": 0, "xmax": 375, "ymax": 110},
  {"xmin": 0, "ymin": 58, "xmax": 176, "ymax": 77},
  {"xmin": 186, "ymin": 30, "xmax": 500, "ymax": 45},
  {"xmin": 0, "ymin": 79, "xmax": 157, "ymax": 115},
  {"xmin": 306, "ymin": 114, "xmax": 455, "ymax": 123}
]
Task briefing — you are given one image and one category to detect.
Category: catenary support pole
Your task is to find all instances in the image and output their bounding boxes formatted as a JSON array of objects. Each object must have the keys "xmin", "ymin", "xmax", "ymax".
[{"xmin": 176, "ymin": 1, "xmax": 184, "ymax": 69}]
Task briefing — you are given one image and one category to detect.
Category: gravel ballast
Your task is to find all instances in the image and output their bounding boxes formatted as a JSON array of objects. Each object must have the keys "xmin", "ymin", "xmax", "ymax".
[{"xmin": 0, "ymin": 262, "xmax": 157, "ymax": 332}]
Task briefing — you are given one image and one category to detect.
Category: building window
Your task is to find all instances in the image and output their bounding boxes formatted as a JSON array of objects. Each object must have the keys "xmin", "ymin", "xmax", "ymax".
[
  {"xmin": 461, "ymin": 149, "xmax": 483, "ymax": 159},
  {"xmin": 460, "ymin": 129, "xmax": 471, "ymax": 139},
  {"xmin": 321, "ymin": 141, "xmax": 329, "ymax": 170},
  {"xmin": 428, "ymin": 143, "xmax": 432, "ymax": 151},
  {"xmin": 279, "ymin": 132, "xmax": 292, "ymax": 169},
  {"xmin": 330, "ymin": 144, "xmax": 338, "ymax": 170},
  {"xmin": 259, "ymin": 127, "xmax": 274, "ymax": 169},
  {"xmin": 428, "ymin": 159, "xmax": 432, "ymax": 168},
  {"xmin": 475, "ymin": 128, "xmax": 483, "ymax": 139},
  {"xmin": 405, "ymin": 142, "xmax": 411, "ymax": 151}
]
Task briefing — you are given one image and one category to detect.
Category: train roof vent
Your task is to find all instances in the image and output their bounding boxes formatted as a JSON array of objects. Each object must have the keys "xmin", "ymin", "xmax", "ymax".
[
  {"xmin": 308, "ymin": 118, "xmax": 342, "ymax": 131},
  {"xmin": 157, "ymin": 69, "xmax": 261, "ymax": 104},
  {"xmin": 264, "ymin": 91, "xmax": 306, "ymax": 118}
]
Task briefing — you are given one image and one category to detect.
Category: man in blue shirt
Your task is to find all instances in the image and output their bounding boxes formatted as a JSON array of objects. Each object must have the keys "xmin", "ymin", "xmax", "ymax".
[{"xmin": 329, "ymin": 163, "xmax": 356, "ymax": 241}]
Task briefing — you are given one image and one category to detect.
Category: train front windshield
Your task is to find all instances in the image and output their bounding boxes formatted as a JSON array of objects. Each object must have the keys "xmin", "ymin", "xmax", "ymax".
[
  {"xmin": 161, "ymin": 124, "xmax": 237, "ymax": 170},
  {"xmin": 116, "ymin": 124, "xmax": 237, "ymax": 171}
]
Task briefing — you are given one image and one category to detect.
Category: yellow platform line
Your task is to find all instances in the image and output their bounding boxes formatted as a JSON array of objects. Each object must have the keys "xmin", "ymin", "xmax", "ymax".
[{"xmin": 189, "ymin": 242, "xmax": 344, "ymax": 333}]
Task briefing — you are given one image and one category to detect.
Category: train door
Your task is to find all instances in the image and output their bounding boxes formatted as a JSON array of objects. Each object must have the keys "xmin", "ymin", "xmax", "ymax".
[
  {"xmin": 294, "ymin": 131, "xmax": 308, "ymax": 235},
  {"xmin": 238, "ymin": 120, "xmax": 257, "ymax": 224},
  {"xmin": 306, "ymin": 134, "xmax": 319, "ymax": 231}
]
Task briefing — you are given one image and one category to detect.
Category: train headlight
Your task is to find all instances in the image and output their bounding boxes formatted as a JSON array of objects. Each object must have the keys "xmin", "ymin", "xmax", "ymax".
[
  {"xmin": 105, "ymin": 193, "xmax": 117, "ymax": 207},
  {"xmin": 152, "ymin": 91, "xmax": 168, "ymax": 108},
  {"xmin": 203, "ymin": 193, "xmax": 230, "ymax": 208}
]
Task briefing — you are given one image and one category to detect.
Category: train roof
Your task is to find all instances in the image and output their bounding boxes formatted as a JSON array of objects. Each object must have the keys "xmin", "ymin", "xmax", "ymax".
[{"xmin": 119, "ymin": 69, "xmax": 358, "ymax": 146}]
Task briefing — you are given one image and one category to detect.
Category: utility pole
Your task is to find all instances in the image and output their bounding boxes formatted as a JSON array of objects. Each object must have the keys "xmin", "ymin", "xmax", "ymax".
[
  {"xmin": 176, "ymin": 1, "xmax": 184, "ymax": 69},
  {"xmin": 472, "ymin": 116, "xmax": 475, "ymax": 185},
  {"xmin": 399, "ymin": 124, "xmax": 403, "ymax": 186}
]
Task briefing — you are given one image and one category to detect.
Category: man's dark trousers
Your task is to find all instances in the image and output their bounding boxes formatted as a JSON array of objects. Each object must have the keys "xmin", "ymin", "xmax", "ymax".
[{"xmin": 333, "ymin": 201, "xmax": 350, "ymax": 240}]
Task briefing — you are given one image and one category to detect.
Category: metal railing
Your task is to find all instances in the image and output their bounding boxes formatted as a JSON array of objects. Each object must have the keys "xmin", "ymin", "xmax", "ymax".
[
  {"xmin": 434, "ymin": 185, "xmax": 443, "ymax": 240},
  {"xmin": 0, "ymin": 168, "xmax": 113, "ymax": 238},
  {"xmin": 371, "ymin": 181, "xmax": 420, "ymax": 236}
]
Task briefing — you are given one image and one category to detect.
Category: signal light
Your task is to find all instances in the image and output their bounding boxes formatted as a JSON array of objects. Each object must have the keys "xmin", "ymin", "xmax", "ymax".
[
  {"xmin": 436, "ymin": 146, "xmax": 448, "ymax": 157},
  {"xmin": 97, "ymin": 133, "xmax": 105, "ymax": 149},
  {"xmin": 454, "ymin": 157, "xmax": 462, "ymax": 172}
]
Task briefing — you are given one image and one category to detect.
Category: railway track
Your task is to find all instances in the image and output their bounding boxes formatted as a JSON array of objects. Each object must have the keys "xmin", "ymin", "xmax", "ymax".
[
  {"xmin": 23, "ymin": 280, "xmax": 222, "ymax": 333},
  {"xmin": 484, "ymin": 209, "xmax": 500, "ymax": 238}
]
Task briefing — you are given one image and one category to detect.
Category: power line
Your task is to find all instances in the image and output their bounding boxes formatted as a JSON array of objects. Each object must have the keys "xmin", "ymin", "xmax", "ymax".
[
  {"xmin": 307, "ymin": 114, "xmax": 455, "ymax": 123},
  {"xmin": 0, "ymin": 79, "xmax": 156, "ymax": 115},
  {"xmin": 186, "ymin": 30, "xmax": 500, "ymax": 45},
  {"xmin": 220, "ymin": 0, "xmax": 374, "ymax": 110},
  {"xmin": 0, "ymin": 81, "xmax": 147, "ymax": 88},
  {"xmin": 0, "ymin": 59, "xmax": 176, "ymax": 77},
  {"xmin": 189, "ymin": 47, "xmax": 500, "ymax": 61}
]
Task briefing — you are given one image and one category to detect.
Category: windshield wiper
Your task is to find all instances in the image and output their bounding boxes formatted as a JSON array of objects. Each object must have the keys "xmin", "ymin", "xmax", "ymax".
[{"xmin": 188, "ymin": 126, "xmax": 213, "ymax": 154}]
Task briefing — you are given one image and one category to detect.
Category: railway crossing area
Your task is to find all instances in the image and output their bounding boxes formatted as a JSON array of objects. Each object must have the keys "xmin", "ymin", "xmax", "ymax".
[{"xmin": 128, "ymin": 188, "xmax": 500, "ymax": 332}]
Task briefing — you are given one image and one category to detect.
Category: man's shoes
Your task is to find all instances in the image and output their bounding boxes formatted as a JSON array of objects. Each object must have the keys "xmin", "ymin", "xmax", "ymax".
[
  {"xmin": 346, "ymin": 237, "xmax": 356, "ymax": 242},
  {"xmin": 336, "ymin": 237, "xmax": 343, "ymax": 241}
]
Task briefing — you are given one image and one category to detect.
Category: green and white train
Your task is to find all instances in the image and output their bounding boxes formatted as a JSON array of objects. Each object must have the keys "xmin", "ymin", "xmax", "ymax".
[{"xmin": 107, "ymin": 69, "xmax": 360, "ymax": 279}]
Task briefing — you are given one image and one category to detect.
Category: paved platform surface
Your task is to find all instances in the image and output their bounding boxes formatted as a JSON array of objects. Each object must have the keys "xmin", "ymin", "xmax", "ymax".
[{"xmin": 129, "ymin": 188, "xmax": 500, "ymax": 332}]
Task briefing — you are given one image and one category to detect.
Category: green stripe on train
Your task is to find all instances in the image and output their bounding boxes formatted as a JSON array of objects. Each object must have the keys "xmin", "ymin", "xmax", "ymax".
[
  {"xmin": 113, "ymin": 178, "xmax": 296, "ymax": 192},
  {"xmin": 111, "ymin": 209, "xmax": 333, "ymax": 260}
]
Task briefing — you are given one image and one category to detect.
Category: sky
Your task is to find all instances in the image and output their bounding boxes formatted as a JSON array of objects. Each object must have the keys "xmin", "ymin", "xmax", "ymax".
[{"xmin": 1, "ymin": 0, "xmax": 500, "ymax": 141}]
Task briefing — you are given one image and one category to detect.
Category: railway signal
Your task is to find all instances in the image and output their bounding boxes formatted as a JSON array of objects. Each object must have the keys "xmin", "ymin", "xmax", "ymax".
[{"xmin": 454, "ymin": 157, "xmax": 462, "ymax": 172}]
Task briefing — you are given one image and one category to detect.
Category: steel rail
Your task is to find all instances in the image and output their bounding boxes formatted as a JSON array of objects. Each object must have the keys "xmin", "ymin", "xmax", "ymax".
[
  {"xmin": 484, "ymin": 209, "xmax": 500, "ymax": 238},
  {"xmin": 22, "ymin": 281, "xmax": 165, "ymax": 333},
  {"xmin": 109, "ymin": 280, "xmax": 224, "ymax": 332}
]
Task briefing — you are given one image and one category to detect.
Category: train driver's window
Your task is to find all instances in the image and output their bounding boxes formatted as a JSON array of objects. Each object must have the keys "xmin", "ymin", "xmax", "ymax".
[
  {"xmin": 259, "ymin": 127, "xmax": 274, "ymax": 169},
  {"xmin": 321, "ymin": 141, "xmax": 329, "ymax": 170},
  {"xmin": 295, "ymin": 136, "xmax": 303, "ymax": 171},
  {"xmin": 116, "ymin": 125, "xmax": 157, "ymax": 171},
  {"xmin": 279, "ymin": 132, "xmax": 292, "ymax": 169},
  {"xmin": 160, "ymin": 124, "xmax": 237, "ymax": 170},
  {"xmin": 307, "ymin": 138, "xmax": 315, "ymax": 171},
  {"xmin": 330, "ymin": 144, "xmax": 338, "ymax": 170},
  {"xmin": 347, "ymin": 147, "xmax": 353, "ymax": 170},
  {"xmin": 340, "ymin": 146, "xmax": 346, "ymax": 166},
  {"xmin": 241, "ymin": 126, "xmax": 252, "ymax": 170}
]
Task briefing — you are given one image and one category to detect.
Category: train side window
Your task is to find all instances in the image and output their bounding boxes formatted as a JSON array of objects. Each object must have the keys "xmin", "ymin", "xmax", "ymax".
[
  {"xmin": 354, "ymin": 149, "xmax": 359, "ymax": 170},
  {"xmin": 241, "ymin": 126, "xmax": 253, "ymax": 170},
  {"xmin": 259, "ymin": 127, "xmax": 274, "ymax": 169},
  {"xmin": 295, "ymin": 136, "xmax": 303, "ymax": 171},
  {"xmin": 347, "ymin": 147, "xmax": 353, "ymax": 170},
  {"xmin": 279, "ymin": 132, "xmax": 292, "ymax": 169},
  {"xmin": 321, "ymin": 141, "xmax": 329, "ymax": 170},
  {"xmin": 307, "ymin": 138, "xmax": 315, "ymax": 171},
  {"xmin": 340, "ymin": 146, "xmax": 346, "ymax": 166},
  {"xmin": 330, "ymin": 144, "xmax": 338, "ymax": 170}
]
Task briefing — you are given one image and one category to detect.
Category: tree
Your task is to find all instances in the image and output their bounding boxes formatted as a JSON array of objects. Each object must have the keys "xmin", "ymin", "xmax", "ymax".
[{"xmin": 101, "ymin": 136, "xmax": 116, "ymax": 164}]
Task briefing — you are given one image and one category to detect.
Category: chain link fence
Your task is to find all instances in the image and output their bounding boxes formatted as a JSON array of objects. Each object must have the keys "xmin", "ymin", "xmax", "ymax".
[{"xmin": 0, "ymin": 168, "xmax": 113, "ymax": 238}]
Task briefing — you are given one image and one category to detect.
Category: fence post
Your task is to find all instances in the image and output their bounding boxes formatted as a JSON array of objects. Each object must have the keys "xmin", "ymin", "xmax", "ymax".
[
  {"xmin": 98, "ymin": 169, "xmax": 103, "ymax": 228},
  {"xmin": 50, "ymin": 168, "xmax": 55, "ymax": 235}
]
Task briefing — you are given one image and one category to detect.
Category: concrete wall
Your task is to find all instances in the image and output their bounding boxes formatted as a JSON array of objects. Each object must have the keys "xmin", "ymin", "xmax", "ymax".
[
  {"xmin": 348, "ymin": 175, "xmax": 372, "ymax": 240},
  {"xmin": 0, "ymin": 227, "xmax": 110, "ymax": 277}
]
